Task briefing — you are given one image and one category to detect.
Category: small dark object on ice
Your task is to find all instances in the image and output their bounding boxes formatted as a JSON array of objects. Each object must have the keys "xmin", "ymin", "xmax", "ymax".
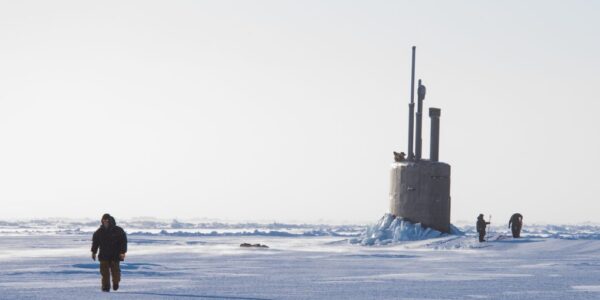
[{"xmin": 240, "ymin": 243, "xmax": 269, "ymax": 248}]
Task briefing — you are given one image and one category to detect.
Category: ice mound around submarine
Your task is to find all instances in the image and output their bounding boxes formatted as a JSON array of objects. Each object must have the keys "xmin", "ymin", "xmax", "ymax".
[{"xmin": 351, "ymin": 213, "xmax": 463, "ymax": 246}]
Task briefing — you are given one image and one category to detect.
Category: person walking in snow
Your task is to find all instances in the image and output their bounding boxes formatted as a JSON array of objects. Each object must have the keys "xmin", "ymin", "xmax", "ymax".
[
  {"xmin": 91, "ymin": 213, "xmax": 128, "ymax": 292},
  {"xmin": 508, "ymin": 213, "xmax": 523, "ymax": 238},
  {"xmin": 476, "ymin": 214, "xmax": 490, "ymax": 242}
]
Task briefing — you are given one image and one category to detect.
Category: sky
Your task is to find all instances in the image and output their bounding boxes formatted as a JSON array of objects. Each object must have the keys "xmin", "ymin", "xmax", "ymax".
[{"xmin": 1, "ymin": 1, "xmax": 599, "ymax": 224}]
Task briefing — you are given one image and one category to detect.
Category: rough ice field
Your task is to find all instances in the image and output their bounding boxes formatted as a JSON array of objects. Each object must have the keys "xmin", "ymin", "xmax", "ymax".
[{"xmin": 1, "ymin": 219, "xmax": 600, "ymax": 299}]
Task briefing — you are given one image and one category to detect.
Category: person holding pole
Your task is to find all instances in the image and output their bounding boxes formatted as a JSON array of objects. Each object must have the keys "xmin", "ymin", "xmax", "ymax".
[{"xmin": 476, "ymin": 214, "xmax": 491, "ymax": 242}]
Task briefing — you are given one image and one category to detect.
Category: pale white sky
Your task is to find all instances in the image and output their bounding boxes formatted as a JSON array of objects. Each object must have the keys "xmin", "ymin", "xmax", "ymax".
[{"xmin": 1, "ymin": 1, "xmax": 599, "ymax": 224}]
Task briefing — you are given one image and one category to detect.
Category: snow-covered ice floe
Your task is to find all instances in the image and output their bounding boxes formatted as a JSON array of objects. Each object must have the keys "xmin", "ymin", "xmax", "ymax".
[
  {"xmin": 0, "ymin": 219, "xmax": 364, "ymax": 237},
  {"xmin": 2, "ymin": 218, "xmax": 600, "ymax": 299},
  {"xmin": 2, "ymin": 218, "xmax": 599, "ymax": 240}
]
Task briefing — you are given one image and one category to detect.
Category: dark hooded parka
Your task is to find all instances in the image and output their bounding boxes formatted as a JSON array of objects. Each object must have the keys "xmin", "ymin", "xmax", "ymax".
[
  {"xmin": 476, "ymin": 214, "xmax": 490, "ymax": 242},
  {"xmin": 508, "ymin": 213, "xmax": 523, "ymax": 238},
  {"xmin": 92, "ymin": 214, "xmax": 127, "ymax": 261}
]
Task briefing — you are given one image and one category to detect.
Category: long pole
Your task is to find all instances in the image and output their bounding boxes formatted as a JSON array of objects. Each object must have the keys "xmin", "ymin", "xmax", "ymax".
[
  {"xmin": 408, "ymin": 46, "xmax": 416, "ymax": 160},
  {"xmin": 487, "ymin": 215, "xmax": 493, "ymax": 241}
]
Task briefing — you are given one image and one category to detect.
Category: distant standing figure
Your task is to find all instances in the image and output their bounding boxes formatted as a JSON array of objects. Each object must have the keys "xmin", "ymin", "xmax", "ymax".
[
  {"xmin": 91, "ymin": 213, "xmax": 128, "ymax": 292},
  {"xmin": 508, "ymin": 213, "xmax": 523, "ymax": 238},
  {"xmin": 476, "ymin": 214, "xmax": 490, "ymax": 242}
]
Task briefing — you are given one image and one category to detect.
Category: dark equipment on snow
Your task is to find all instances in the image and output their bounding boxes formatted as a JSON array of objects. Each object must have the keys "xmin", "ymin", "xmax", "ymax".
[{"xmin": 240, "ymin": 243, "xmax": 269, "ymax": 248}]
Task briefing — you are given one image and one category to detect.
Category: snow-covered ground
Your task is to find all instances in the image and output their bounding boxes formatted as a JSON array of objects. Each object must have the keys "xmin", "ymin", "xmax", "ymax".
[{"xmin": 1, "ymin": 219, "xmax": 600, "ymax": 299}]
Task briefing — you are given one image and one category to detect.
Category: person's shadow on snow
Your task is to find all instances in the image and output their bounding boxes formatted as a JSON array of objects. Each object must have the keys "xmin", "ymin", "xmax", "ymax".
[{"xmin": 117, "ymin": 292, "xmax": 272, "ymax": 300}]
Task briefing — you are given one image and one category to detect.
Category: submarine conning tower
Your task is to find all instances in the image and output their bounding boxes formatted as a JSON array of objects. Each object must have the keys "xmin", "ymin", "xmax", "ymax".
[{"xmin": 390, "ymin": 46, "xmax": 451, "ymax": 233}]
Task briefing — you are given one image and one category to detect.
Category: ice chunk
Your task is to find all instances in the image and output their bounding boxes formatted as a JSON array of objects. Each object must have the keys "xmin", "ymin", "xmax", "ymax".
[{"xmin": 350, "ymin": 214, "xmax": 464, "ymax": 245}]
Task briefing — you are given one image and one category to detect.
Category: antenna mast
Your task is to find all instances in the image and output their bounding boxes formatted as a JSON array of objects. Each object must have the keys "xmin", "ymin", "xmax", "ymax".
[{"xmin": 407, "ymin": 46, "xmax": 416, "ymax": 160}]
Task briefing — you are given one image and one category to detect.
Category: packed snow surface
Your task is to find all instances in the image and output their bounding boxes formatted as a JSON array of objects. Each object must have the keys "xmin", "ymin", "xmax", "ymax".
[{"xmin": 2, "ymin": 219, "xmax": 600, "ymax": 299}]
